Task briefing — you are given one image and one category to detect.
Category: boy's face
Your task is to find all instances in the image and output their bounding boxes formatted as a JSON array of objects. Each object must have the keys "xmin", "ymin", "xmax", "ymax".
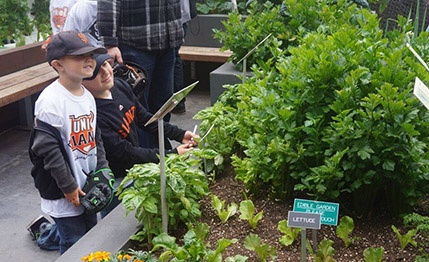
[
  {"xmin": 55, "ymin": 53, "xmax": 96, "ymax": 80},
  {"xmin": 82, "ymin": 58, "xmax": 115, "ymax": 98}
]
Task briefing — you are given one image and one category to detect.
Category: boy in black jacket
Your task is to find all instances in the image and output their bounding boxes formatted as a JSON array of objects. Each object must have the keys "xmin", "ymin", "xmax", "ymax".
[{"xmin": 82, "ymin": 54, "xmax": 198, "ymax": 215}]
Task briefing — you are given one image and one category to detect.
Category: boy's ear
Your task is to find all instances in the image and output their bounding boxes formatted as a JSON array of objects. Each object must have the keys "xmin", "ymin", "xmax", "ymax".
[{"xmin": 50, "ymin": 59, "xmax": 63, "ymax": 71}]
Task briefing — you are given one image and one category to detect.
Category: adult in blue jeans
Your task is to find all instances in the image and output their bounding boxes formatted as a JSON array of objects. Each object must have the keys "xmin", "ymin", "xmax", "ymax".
[
  {"xmin": 97, "ymin": 0, "xmax": 184, "ymax": 149},
  {"xmin": 172, "ymin": 0, "xmax": 197, "ymax": 114}
]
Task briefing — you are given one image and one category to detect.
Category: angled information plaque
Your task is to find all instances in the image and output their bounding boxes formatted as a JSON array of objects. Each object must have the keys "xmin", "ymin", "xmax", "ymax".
[{"xmin": 145, "ymin": 81, "xmax": 199, "ymax": 126}]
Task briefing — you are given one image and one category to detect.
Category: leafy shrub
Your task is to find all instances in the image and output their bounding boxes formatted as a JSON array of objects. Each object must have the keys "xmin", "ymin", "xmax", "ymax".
[
  {"xmin": 197, "ymin": 0, "xmax": 429, "ymax": 217},
  {"xmin": 196, "ymin": 0, "xmax": 283, "ymax": 15}
]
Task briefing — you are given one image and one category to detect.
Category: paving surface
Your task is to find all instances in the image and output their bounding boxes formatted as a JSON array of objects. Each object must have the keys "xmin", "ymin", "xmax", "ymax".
[{"xmin": 0, "ymin": 86, "xmax": 210, "ymax": 261}]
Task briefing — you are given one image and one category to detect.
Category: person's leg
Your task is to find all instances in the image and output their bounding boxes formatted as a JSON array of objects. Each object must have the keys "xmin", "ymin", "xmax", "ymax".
[
  {"xmin": 172, "ymin": 23, "xmax": 189, "ymax": 114},
  {"xmin": 120, "ymin": 45, "xmax": 175, "ymax": 149},
  {"xmin": 120, "ymin": 45, "xmax": 156, "ymax": 148},
  {"xmin": 37, "ymin": 222, "xmax": 60, "ymax": 251},
  {"xmin": 53, "ymin": 213, "xmax": 97, "ymax": 254},
  {"xmin": 148, "ymin": 48, "xmax": 175, "ymax": 148},
  {"xmin": 172, "ymin": 45, "xmax": 185, "ymax": 114}
]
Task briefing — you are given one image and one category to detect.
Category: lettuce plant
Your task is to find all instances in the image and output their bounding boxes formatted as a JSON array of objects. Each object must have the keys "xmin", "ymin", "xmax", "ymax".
[
  {"xmin": 211, "ymin": 194, "xmax": 238, "ymax": 223},
  {"xmin": 239, "ymin": 199, "xmax": 263, "ymax": 229}
]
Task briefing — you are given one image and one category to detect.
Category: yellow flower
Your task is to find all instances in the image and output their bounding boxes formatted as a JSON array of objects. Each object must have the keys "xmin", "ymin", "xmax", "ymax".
[{"xmin": 81, "ymin": 251, "xmax": 111, "ymax": 262}]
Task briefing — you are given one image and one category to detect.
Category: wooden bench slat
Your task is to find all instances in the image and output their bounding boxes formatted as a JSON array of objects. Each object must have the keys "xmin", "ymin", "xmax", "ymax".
[
  {"xmin": 0, "ymin": 63, "xmax": 57, "ymax": 107},
  {"xmin": 179, "ymin": 46, "xmax": 232, "ymax": 63},
  {"xmin": 0, "ymin": 63, "xmax": 55, "ymax": 91}
]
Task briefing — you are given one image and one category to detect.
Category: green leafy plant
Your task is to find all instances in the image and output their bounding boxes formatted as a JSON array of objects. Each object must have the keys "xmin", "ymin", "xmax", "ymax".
[
  {"xmin": 239, "ymin": 199, "xmax": 263, "ymax": 229},
  {"xmin": 404, "ymin": 213, "xmax": 429, "ymax": 238},
  {"xmin": 211, "ymin": 194, "xmax": 238, "ymax": 223},
  {"xmin": 363, "ymin": 247, "xmax": 384, "ymax": 262},
  {"xmin": 0, "ymin": 0, "xmax": 32, "ymax": 46},
  {"xmin": 336, "ymin": 216, "xmax": 359, "ymax": 247},
  {"xmin": 30, "ymin": 0, "xmax": 51, "ymax": 42},
  {"xmin": 244, "ymin": 233, "xmax": 277, "ymax": 262},
  {"xmin": 314, "ymin": 238, "xmax": 335, "ymax": 262},
  {"xmin": 391, "ymin": 225, "xmax": 418, "ymax": 250},
  {"xmin": 200, "ymin": 0, "xmax": 429, "ymax": 217},
  {"xmin": 214, "ymin": 1, "xmax": 287, "ymax": 69},
  {"xmin": 403, "ymin": 213, "xmax": 429, "ymax": 258},
  {"xmin": 152, "ymin": 222, "xmax": 242, "ymax": 262},
  {"xmin": 277, "ymin": 219, "xmax": 301, "ymax": 246},
  {"xmin": 196, "ymin": 0, "xmax": 283, "ymax": 15},
  {"xmin": 118, "ymin": 151, "xmax": 211, "ymax": 246}
]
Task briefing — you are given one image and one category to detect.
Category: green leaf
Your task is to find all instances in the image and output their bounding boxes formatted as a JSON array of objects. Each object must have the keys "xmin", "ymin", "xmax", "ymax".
[
  {"xmin": 391, "ymin": 225, "xmax": 418, "ymax": 250},
  {"xmin": 278, "ymin": 219, "xmax": 301, "ymax": 246},
  {"xmin": 363, "ymin": 247, "xmax": 384, "ymax": 262},
  {"xmin": 212, "ymin": 195, "xmax": 238, "ymax": 223},
  {"xmin": 336, "ymin": 216, "xmax": 355, "ymax": 247}
]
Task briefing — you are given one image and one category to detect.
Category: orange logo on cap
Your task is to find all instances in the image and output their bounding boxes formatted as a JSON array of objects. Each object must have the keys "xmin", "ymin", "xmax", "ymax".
[{"xmin": 77, "ymin": 33, "xmax": 89, "ymax": 43}]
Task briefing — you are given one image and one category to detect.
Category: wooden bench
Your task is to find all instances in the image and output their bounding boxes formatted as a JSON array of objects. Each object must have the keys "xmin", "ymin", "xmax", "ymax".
[
  {"xmin": 179, "ymin": 46, "xmax": 232, "ymax": 63},
  {"xmin": 0, "ymin": 42, "xmax": 57, "ymax": 130},
  {"xmin": 0, "ymin": 62, "xmax": 57, "ymax": 128},
  {"xmin": 0, "ymin": 62, "xmax": 57, "ymax": 107}
]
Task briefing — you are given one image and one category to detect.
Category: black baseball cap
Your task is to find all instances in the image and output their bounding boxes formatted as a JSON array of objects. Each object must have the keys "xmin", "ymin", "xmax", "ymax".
[
  {"xmin": 46, "ymin": 30, "xmax": 107, "ymax": 65},
  {"xmin": 84, "ymin": 53, "xmax": 114, "ymax": 80}
]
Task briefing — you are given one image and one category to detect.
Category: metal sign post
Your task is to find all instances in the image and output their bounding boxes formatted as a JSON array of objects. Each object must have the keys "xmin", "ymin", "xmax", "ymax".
[
  {"xmin": 145, "ymin": 81, "xmax": 199, "ymax": 233},
  {"xmin": 236, "ymin": 33, "xmax": 272, "ymax": 83},
  {"xmin": 288, "ymin": 211, "xmax": 321, "ymax": 262}
]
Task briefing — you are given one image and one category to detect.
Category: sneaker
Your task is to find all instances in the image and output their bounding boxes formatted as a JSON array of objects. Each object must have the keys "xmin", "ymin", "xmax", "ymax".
[{"xmin": 26, "ymin": 215, "xmax": 50, "ymax": 240}]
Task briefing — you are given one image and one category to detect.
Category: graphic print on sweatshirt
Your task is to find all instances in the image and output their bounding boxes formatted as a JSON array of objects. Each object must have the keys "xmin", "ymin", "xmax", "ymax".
[
  {"xmin": 68, "ymin": 111, "xmax": 96, "ymax": 154},
  {"xmin": 118, "ymin": 105, "xmax": 136, "ymax": 138},
  {"xmin": 52, "ymin": 6, "xmax": 70, "ymax": 31}
]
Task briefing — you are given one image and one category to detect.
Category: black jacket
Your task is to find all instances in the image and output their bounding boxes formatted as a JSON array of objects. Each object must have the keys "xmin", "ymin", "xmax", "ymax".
[
  {"xmin": 95, "ymin": 78, "xmax": 186, "ymax": 178},
  {"xmin": 29, "ymin": 119, "xmax": 108, "ymax": 199}
]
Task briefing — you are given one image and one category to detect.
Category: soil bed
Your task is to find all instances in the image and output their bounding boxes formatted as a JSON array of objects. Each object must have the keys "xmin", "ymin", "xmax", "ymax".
[{"xmin": 187, "ymin": 164, "xmax": 428, "ymax": 261}]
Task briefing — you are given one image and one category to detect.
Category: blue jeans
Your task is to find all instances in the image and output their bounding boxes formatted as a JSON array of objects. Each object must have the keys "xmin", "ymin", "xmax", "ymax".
[
  {"xmin": 37, "ymin": 223, "xmax": 60, "ymax": 251},
  {"xmin": 120, "ymin": 45, "xmax": 175, "ymax": 149},
  {"xmin": 174, "ymin": 23, "xmax": 189, "ymax": 110},
  {"xmin": 38, "ymin": 213, "xmax": 97, "ymax": 254}
]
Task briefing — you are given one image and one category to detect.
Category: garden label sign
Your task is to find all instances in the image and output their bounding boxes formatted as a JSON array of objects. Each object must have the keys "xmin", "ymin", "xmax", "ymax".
[
  {"xmin": 413, "ymin": 77, "xmax": 429, "ymax": 110},
  {"xmin": 293, "ymin": 198, "xmax": 339, "ymax": 226},
  {"xmin": 287, "ymin": 211, "xmax": 321, "ymax": 229}
]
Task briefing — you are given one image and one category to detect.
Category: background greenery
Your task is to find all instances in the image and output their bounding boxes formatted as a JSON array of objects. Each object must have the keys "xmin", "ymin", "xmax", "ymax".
[
  {"xmin": 196, "ymin": 0, "xmax": 429, "ymax": 217},
  {"xmin": 0, "ymin": 0, "xmax": 49, "ymax": 47}
]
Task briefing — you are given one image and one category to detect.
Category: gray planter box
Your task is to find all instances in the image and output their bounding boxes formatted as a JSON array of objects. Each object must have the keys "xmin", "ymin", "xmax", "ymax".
[
  {"xmin": 185, "ymin": 14, "xmax": 229, "ymax": 48},
  {"xmin": 210, "ymin": 62, "xmax": 253, "ymax": 105}
]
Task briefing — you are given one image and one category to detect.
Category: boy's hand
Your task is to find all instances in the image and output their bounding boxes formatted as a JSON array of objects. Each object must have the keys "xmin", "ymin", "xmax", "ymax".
[
  {"xmin": 65, "ymin": 188, "xmax": 86, "ymax": 207},
  {"xmin": 177, "ymin": 143, "xmax": 194, "ymax": 155},
  {"xmin": 182, "ymin": 131, "xmax": 199, "ymax": 146}
]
